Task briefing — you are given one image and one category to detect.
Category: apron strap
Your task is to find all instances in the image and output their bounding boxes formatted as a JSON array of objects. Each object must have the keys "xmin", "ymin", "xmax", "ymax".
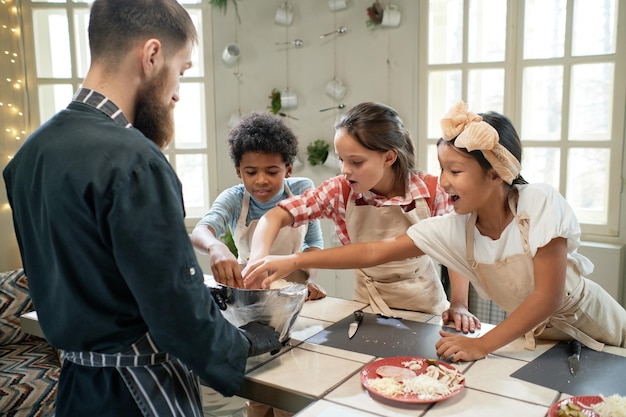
[{"xmin": 64, "ymin": 350, "xmax": 170, "ymax": 367}]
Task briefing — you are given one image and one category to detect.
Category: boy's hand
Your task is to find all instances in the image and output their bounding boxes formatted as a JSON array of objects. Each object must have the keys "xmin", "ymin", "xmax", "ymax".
[
  {"xmin": 210, "ymin": 246, "xmax": 243, "ymax": 287},
  {"xmin": 306, "ymin": 282, "xmax": 327, "ymax": 301}
]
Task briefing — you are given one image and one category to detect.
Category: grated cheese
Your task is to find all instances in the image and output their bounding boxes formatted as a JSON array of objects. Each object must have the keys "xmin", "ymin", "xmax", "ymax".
[
  {"xmin": 367, "ymin": 362, "xmax": 464, "ymax": 400},
  {"xmin": 367, "ymin": 377, "xmax": 405, "ymax": 397},
  {"xmin": 591, "ymin": 395, "xmax": 626, "ymax": 417},
  {"xmin": 402, "ymin": 374, "xmax": 453, "ymax": 399}
]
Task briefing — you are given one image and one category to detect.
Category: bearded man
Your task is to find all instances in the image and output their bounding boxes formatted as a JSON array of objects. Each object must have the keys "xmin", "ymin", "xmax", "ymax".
[{"xmin": 3, "ymin": 1, "xmax": 281, "ymax": 416}]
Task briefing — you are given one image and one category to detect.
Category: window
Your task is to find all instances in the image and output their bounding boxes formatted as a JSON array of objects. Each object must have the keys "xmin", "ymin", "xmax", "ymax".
[
  {"xmin": 20, "ymin": 0, "xmax": 215, "ymax": 226},
  {"xmin": 419, "ymin": 0, "xmax": 625, "ymax": 238}
]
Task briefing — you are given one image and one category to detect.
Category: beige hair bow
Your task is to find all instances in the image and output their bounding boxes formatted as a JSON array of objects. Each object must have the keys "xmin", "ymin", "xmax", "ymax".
[{"xmin": 440, "ymin": 101, "xmax": 521, "ymax": 185}]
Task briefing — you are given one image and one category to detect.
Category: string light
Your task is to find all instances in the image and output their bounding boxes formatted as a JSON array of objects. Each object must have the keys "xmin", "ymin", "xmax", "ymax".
[{"xmin": 0, "ymin": 0, "xmax": 28, "ymax": 162}]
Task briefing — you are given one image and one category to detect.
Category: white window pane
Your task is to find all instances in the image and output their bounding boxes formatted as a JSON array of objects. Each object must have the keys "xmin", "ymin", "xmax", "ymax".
[
  {"xmin": 38, "ymin": 84, "xmax": 74, "ymax": 123},
  {"xmin": 521, "ymin": 147, "xmax": 560, "ymax": 188},
  {"xmin": 569, "ymin": 63, "xmax": 613, "ymax": 141},
  {"xmin": 572, "ymin": 0, "xmax": 617, "ymax": 56},
  {"xmin": 33, "ymin": 10, "xmax": 71, "ymax": 78},
  {"xmin": 174, "ymin": 82, "xmax": 206, "ymax": 149},
  {"xmin": 429, "ymin": 0, "xmax": 463, "ymax": 65},
  {"xmin": 523, "ymin": 0, "xmax": 566, "ymax": 59},
  {"xmin": 176, "ymin": 154, "xmax": 209, "ymax": 218},
  {"xmin": 468, "ymin": 68, "xmax": 504, "ymax": 114},
  {"xmin": 73, "ymin": 9, "xmax": 90, "ymax": 78},
  {"xmin": 566, "ymin": 148, "xmax": 609, "ymax": 225},
  {"xmin": 185, "ymin": 10, "xmax": 204, "ymax": 77},
  {"xmin": 427, "ymin": 70, "xmax": 462, "ymax": 138},
  {"xmin": 521, "ymin": 66, "xmax": 563, "ymax": 140},
  {"xmin": 426, "ymin": 144, "xmax": 440, "ymax": 176},
  {"xmin": 468, "ymin": 0, "xmax": 507, "ymax": 63}
]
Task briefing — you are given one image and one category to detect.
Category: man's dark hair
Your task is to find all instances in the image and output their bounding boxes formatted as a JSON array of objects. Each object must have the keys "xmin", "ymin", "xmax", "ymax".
[{"xmin": 88, "ymin": 0, "xmax": 197, "ymax": 64}]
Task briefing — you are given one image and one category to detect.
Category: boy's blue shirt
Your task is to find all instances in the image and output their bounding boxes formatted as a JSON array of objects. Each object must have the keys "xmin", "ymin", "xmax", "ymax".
[{"xmin": 196, "ymin": 177, "xmax": 324, "ymax": 251}]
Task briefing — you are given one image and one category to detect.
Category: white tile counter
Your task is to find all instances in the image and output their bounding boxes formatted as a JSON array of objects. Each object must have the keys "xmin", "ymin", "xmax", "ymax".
[{"xmin": 20, "ymin": 296, "xmax": 626, "ymax": 416}]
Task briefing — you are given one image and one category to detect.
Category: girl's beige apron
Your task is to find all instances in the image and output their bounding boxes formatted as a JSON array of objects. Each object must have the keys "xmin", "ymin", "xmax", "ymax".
[
  {"xmin": 345, "ymin": 194, "xmax": 449, "ymax": 316},
  {"xmin": 465, "ymin": 192, "xmax": 626, "ymax": 351},
  {"xmin": 234, "ymin": 184, "xmax": 308, "ymax": 283}
]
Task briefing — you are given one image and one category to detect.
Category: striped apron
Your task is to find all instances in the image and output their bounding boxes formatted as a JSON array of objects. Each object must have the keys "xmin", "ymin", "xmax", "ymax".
[{"xmin": 64, "ymin": 333, "xmax": 203, "ymax": 417}]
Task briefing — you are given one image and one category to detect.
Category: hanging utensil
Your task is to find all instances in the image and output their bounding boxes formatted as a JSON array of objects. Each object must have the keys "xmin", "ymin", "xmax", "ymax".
[
  {"xmin": 319, "ymin": 103, "xmax": 346, "ymax": 112},
  {"xmin": 278, "ymin": 112, "xmax": 298, "ymax": 120},
  {"xmin": 275, "ymin": 39, "xmax": 304, "ymax": 47},
  {"xmin": 320, "ymin": 26, "xmax": 347, "ymax": 39}
]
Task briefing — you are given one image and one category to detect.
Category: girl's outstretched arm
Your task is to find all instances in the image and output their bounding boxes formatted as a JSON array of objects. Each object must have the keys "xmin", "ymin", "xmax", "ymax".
[
  {"xmin": 243, "ymin": 233, "xmax": 423, "ymax": 289},
  {"xmin": 436, "ymin": 237, "xmax": 567, "ymax": 362},
  {"xmin": 247, "ymin": 206, "xmax": 295, "ymax": 262}
]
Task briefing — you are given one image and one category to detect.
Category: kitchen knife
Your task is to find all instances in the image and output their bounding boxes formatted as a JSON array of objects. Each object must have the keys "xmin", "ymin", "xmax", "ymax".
[
  {"xmin": 568, "ymin": 340, "xmax": 581, "ymax": 376},
  {"xmin": 348, "ymin": 310, "xmax": 364, "ymax": 339}
]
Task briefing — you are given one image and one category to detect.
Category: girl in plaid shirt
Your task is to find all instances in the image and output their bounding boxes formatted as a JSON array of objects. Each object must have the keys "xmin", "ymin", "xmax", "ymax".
[{"xmin": 243, "ymin": 102, "xmax": 480, "ymax": 333}]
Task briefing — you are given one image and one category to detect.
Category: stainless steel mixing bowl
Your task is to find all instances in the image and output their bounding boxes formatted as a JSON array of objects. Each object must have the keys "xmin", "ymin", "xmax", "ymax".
[{"xmin": 217, "ymin": 283, "xmax": 308, "ymax": 342}]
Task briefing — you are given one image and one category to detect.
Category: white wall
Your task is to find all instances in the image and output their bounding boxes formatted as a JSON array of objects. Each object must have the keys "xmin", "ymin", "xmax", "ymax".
[{"xmin": 207, "ymin": 0, "xmax": 626, "ymax": 304}]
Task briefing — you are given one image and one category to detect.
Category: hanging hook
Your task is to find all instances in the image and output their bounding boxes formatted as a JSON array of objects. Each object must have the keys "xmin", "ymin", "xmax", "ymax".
[
  {"xmin": 319, "ymin": 26, "xmax": 348, "ymax": 39},
  {"xmin": 275, "ymin": 39, "xmax": 304, "ymax": 48},
  {"xmin": 319, "ymin": 104, "xmax": 346, "ymax": 112}
]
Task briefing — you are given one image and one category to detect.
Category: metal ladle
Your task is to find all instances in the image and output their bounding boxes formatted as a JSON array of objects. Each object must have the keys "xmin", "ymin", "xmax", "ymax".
[
  {"xmin": 275, "ymin": 39, "xmax": 304, "ymax": 47},
  {"xmin": 320, "ymin": 26, "xmax": 347, "ymax": 39},
  {"xmin": 319, "ymin": 103, "xmax": 346, "ymax": 112}
]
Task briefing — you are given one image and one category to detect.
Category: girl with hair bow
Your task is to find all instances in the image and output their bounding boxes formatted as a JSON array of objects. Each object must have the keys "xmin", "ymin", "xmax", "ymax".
[{"xmin": 244, "ymin": 101, "xmax": 626, "ymax": 362}]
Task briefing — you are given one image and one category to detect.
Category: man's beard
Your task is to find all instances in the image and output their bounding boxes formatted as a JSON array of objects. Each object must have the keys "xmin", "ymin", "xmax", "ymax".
[{"xmin": 133, "ymin": 67, "xmax": 175, "ymax": 149}]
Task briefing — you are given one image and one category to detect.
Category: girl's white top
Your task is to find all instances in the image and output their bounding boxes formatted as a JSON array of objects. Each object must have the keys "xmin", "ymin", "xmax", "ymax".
[{"xmin": 406, "ymin": 183, "xmax": 594, "ymax": 279}]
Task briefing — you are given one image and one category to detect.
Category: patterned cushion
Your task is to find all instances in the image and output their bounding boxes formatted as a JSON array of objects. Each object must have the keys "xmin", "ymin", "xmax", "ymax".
[
  {"xmin": 0, "ymin": 269, "xmax": 33, "ymax": 345},
  {"xmin": 0, "ymin": 335, "xmax": 59, "ymax": 416},
  {"xmin": 0, "ymin": 269, "xmax": 59, "ymax": 416}
]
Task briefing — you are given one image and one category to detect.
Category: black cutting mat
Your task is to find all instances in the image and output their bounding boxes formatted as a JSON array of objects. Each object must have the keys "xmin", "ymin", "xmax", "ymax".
[
  {"xmin": 304, "ymin": 311, "xmax": 478, "ymax": 359},
  {"xmin": 511, "ymin": 342, "xmax": 626, "ymax": 396}
]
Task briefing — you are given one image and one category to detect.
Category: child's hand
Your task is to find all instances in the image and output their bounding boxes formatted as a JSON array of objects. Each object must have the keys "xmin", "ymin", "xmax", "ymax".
[
  {"xmin": 441, "ymin": 303, "xmax": 481, "ymax": 334},
  {"xmin": 305, "ymin": 282, "xmax": 327, "ymax": 301},
  {"xmin": 210, "ymin": 246, "xmax": 243, "ymax": 287},
  {"xmin": 242, "ymin": 254, "xmax": 298, "ymax": 289},
  {"xmin": 436, "ymin": 330, "xmax": 488, "ymax": 362}
]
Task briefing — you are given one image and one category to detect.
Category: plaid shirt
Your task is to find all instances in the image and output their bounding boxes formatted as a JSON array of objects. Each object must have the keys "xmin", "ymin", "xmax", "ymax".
[{"xmin": 278, "ymin": 171, "xmax": 451, "ymax": 245}]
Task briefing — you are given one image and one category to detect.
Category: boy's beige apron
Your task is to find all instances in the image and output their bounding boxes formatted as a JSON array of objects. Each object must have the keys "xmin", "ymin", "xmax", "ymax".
[
  {"xmin": 465, "ymin": 193, "xmax": 626, "ymax": 351},
  {"xmin": 234, "ymin": 185, "xmax": 308, "ymax": 283},
  {"xmin": 234, "ymin": 185, "xmax": 304, "ymax": 417},
  {"xmin": 345, "ymin": 194, "xmax": 449, "ymax": 317}
]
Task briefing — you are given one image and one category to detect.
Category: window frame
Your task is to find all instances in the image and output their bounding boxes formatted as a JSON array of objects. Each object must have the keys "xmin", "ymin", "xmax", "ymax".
[
  {"xmin": 19, "ymin": 0, "xmax": 218, "ymax": 231},
  {"xmin": 417, "ymin": 0, "xmax": 625, "ymax": 241}
]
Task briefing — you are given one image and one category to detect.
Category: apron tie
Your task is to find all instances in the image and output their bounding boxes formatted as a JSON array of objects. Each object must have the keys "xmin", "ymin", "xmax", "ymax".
[{"xmin": 363, "ymin": 276, "xmax": 397, "ymax": 318}]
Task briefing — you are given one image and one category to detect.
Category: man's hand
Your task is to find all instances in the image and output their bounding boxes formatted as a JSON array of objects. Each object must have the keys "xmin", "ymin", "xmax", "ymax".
[{"xmin": 239, "ymin": 321, "xmax": 282, "ymax": 356}]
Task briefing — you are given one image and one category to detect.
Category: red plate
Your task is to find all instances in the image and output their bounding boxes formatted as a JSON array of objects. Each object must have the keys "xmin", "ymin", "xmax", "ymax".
[
  {"xmin": 360, "ymin": 356, "xmax": 465, "ymax": 404},
  {"xmin": 548, "ymin": 396, "xmax": 603, "ymax": 417}
]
